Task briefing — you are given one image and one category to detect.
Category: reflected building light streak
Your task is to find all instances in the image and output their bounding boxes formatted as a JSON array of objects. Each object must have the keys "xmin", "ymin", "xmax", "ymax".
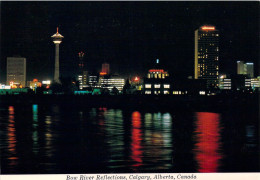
[
  {"xmin": 32, "ymin": 104, "xmax": 39, "ymax": 154},
  {"xmin": 105, "ymin": 109, "xmax": 124, "ymax": 166},
  {"xmin": 131, "ymin": 111, "xmax": 143, "ymax": 166},
  {"xmin": 143, "ymin": 112, "xmax": 173, "ymax": 169},
  {"xmin": 162, "ymin": 113, "xmax": 172, "ymax": 147},
  {"xmin": 144, "ymin": 113, "xmax": 152, "ymax": 128},
  {"xmin": 194, "ymin": 112, "xmax": 223, "ymax": 172},
  {"xmin": 245, "ymin": 125, "xmax": 257, "ymax": 148},
  {"xmin": 45, "ymin": 116, "xmax": 53, "ymax": 157},
  {"xmin": 8, "ymin": 106, "xmax": 18, "ymax": 165}
]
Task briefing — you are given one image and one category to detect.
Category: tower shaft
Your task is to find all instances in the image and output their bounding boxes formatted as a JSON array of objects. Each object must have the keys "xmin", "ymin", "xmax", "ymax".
[{"xmin": 54, "ymin": 44, "xmax": 60, "ymax": 83}]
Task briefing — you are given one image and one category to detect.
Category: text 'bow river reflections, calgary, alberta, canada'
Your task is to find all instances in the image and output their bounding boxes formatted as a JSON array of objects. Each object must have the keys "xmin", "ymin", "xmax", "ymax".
[{"xmin": 0, "ymin": 103, "xmax": 258, "ymax": 173}]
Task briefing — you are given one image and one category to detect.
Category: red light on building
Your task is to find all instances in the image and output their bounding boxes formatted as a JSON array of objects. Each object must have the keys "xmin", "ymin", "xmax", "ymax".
[
  {"xmin": 134, "ymin": 77, "xmax": 140, "ymax": 82},
  {"xmin": 33, "ymin": 79, "xmax": 38, "ymax": 82},
  {"xmin": 149, "ymin": 69, "xmax": 164, "ymax": 73},
  {"xmin": 99, "ymin": 72, "xmax": 107, "ymax": 76},
  {"xmin": 201, "ymin": 26, "xmax": 215, "ymax": 31}
]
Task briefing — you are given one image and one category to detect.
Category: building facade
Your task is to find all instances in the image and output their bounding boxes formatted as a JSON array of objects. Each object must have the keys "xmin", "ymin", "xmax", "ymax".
[
  {"xmin": 6, "ymin": 57, "xmax": 26, "ymax": 87},
  {"xmin": 143, "ymin": 63, "xmax": 171, "ymax": 94},
  {"xmin": 100, "ymin": 78, "xmax": 125, "ymax": 92},
  {"xmin": 194, "ymin": 25, "xmax": 219, "ymax": 88},
  {"xmin": 237, "ymin": 61, "xmax": 254, "ymax": 78}
]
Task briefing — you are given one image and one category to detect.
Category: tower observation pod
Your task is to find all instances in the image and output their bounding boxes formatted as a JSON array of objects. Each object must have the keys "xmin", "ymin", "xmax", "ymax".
[{"xmin": 51, "ymin": 27, "xmax": 64, "ymax": 83}]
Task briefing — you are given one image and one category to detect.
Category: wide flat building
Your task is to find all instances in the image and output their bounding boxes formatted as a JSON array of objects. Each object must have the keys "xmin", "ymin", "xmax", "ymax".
[
  {"xmin": 100, "ymin": 76, "xmax": 125, "ymax": 92},
  {"xmin": 194, "ymin": 25, "xmax": 219, "ymax": 88},
  {"xmin": 6, "ymin": 57, "xmax": 26, "ymax": 87}
]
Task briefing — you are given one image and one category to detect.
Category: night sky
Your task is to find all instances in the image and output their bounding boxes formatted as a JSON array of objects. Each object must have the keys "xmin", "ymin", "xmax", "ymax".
[{"xmin": 0, "ymin": 1, "xmax": 259, "ymax": 82}]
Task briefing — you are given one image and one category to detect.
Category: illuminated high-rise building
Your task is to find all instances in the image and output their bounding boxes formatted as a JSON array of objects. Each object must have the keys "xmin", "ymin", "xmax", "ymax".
[
  {"xmin": 51, "ymin": 27, "xmax": 64, "ymax": 83},
  {"xmin": 6, "ymin": 57, "xmax": 26, "ymax": 87},
  {"xmin": 101, "ymin": 63, "xmax": 110, "ymax": 75},
  {"xmin": 245, "ymin": 62, "xmax": 254, "ymax": 78},
  {"xmin": 77, "ymin": 51, "xmax": 88, "ymax": 89},
  {"xmin": 194, "ymin": 25, "xmax": 219, "ymax": 88},
  {"xmin": 237, "ymin": 61, "xmax": 254, "ymax": 78},
  {"xmin": 237, "ymin": 61, "xmax": 245, "ymax": 74}
]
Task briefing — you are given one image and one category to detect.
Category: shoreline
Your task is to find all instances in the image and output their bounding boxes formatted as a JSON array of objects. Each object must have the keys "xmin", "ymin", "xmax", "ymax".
[{"xmin": 1, "ymin": 94, "xmax": 258, "ymax": 113}]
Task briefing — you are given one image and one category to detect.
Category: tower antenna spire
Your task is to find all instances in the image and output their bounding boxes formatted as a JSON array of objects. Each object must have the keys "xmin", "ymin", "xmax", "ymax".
[{"xmin": 57, "ymin": 27, "xmax": 59, "ymax": 33}]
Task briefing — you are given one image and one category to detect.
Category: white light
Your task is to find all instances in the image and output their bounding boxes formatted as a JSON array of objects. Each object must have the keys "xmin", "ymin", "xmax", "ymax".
[
  {"xmin": 53, "ymin": 41, "xmax": 62, "ymax": 44},
  {"xmin": 42, "ymin": 80, "xmax": 51, "ymax": 85}
]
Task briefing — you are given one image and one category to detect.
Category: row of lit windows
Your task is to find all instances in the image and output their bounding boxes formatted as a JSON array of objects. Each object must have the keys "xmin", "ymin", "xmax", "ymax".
[
  {"xmin": 145, "ymin": 84, "xmax": 170, "ymax": 89},
  {"xmin": 147, "ymin": 73, "xmax": 168, "ymax": 79},
  {"xmin": 199, "ymin": 33, "xmax": 219, "ymax": 37},
  {"xmin": 145, "ymin": 90, "xmax": 169, "ymax": 94}
]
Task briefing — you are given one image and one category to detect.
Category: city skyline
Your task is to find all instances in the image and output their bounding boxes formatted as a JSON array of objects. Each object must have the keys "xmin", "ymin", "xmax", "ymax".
[{"xmin": 0, "ymin": 1, "xmax": 259, "ymax": 82}]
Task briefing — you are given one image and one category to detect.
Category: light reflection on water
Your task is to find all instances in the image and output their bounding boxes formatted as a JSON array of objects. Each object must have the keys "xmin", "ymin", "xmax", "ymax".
[
  {"xmin": 193, "ymin": 112, "xmax": 223, "ymax": 172},
  {"xmin": 7, "ymin": 106, "xmax": 18, "ymax": 166},
  {"xmin": 0, "ymin": 105, "xmax": 258, "ymax": 173},
  {"xmin": 32, "ymin": 104, "xmax": 39, "ymax": 154},
  {"xmin": 131, "ymin": 111, "xmax": 143, "ymax": 167}
]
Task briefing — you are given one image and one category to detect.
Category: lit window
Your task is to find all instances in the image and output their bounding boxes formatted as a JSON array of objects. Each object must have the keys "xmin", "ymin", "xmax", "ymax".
[
  {"xmin": 164, "ymin": 91, "xmax": 169, "ymax": 94},
  {"xmin": 145, "ymin": 91, "xmax": 151, "ymax": 94},
  {"xmin": 145, "ymin": 84, "xmax": 151, "ymax": 88},
  {"xmin": 173, "ymin": 91, "xmax": 179, "ymax": 94},
  {"xmin": 164, "ymin": 84, "xmax": 170, "ymax": 88},
  {"xmin": 154, "ymin": 84, "xmax": 160, "ymax": 88},
  {"xmin": 199, "ymin": 91, "xmax": 206, "ymax": 95}
]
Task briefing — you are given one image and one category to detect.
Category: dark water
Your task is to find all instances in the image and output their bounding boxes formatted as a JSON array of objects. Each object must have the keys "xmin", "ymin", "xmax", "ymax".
[{"xmin": 0, "ymin": 104, "xmax": 259, "ymax": 174}]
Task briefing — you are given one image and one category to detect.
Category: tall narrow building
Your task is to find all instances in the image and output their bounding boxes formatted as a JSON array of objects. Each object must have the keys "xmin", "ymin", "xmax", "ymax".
[
  {"xmin": 237, "ymin": 61, "xmax": 254, "ymax": 78},
  {"xmin": 194, "ymin": 25, "xmax": 219, "ymax": 88},
  {"xmin": 237, "ymin": 61, "xmax": 246, "ymax": 75},
  {"xmin": 51, "ymin": 27, "xmax": 64, "ymax": 83},
  {"xmin": 6, "ymin": 57, "xmax": 26, "ymax": 87},
  {"xmin": 101, "ymin": 63, "xmax": 110, "ymax": 75}
]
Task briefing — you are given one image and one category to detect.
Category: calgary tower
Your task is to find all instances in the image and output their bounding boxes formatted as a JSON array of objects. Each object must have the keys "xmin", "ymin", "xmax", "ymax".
[{"xmin": 51, "ymin": 27, "xmax": 64, "ymax": 83}]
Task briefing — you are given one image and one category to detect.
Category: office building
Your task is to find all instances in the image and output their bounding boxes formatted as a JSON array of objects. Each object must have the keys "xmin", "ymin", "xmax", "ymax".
[
  {"xmin": 51, "ymin": 27, "xmax": 64, "ymax": 83},
  {"xmin": 89, "ymin": 75, "xmax": 99, "ymax": 88},
  {"xmin": 143, "ymin": 59, "xmax": 171, "ymax": 94},
  {"xmin": 194, "ymin": 25, "xmax": 219, "ymax": 88},
  {"xmin": 245, "ymin": 77, "xmax": 260, "ymax": 89},
  {"xmin": 77, "ymin": 51, "xmax": 88, "ymax": 89},
  {"xmin": 245, "ymin": 63, "xmax": 254, "ymax": 78},
  {"xmin": 6, "ymin": 57, "xmax": 26, "ymax": 87},
  {"xmin": 219, "ymin": 78, "xmax": 232, "ymax": 90},
  {"xmin": 237, "ymin": 61, "xmax": 246, "ymax": 75},
  {"xmin": 100, "ymin": 76, "xmax": 125, "ymax": 91},
  {"xmin": 237, "ymin": 61, "xmax": 254, "ymax": 78}
]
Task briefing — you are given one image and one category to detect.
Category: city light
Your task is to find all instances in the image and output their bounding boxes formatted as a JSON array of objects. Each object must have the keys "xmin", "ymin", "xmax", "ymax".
[
  {"xmin": 42, "ymin": 80, "xmax": 51, "ymax": 85},
  {"xmin": 134, "ymin": 77, "xmax": 139, "ymax": 82},
  {"xmin": 149, "ymin": 69, "xmax": 164, "ymax": 73},
  {"xmin": 201, "ymin": 26, "xmax": 215, "ymax": 30},
  {"xmin": 100, "ymin": 72, "xmax": 107, "ymax": 76}
]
